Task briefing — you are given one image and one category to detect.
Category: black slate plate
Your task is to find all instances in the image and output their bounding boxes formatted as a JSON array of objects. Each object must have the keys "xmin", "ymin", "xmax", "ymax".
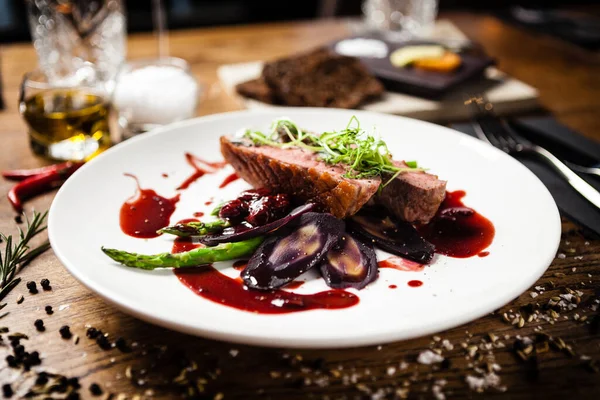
[{"xmin": 329, "ymin": 37, "xmax": 495, "ymax": 100}]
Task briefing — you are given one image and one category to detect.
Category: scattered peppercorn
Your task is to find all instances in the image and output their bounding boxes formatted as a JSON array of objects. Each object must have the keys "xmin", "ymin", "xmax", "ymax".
[
  {"xmin": 59, "ymin": 325, "xmax": 72, "ymax": 339},
  {"xmin": 66, "ymin": 392, "xmax": 80, "ymax": 400},
  {"xmin": 40, "ymin": 278, "xmax": 51, "ymax": 290},
  {"xmin": 86, "ymin": 327, "xmax": 99, "ymax": 339},
  {"xmin": 5, "ymin": 355, "xmax": 17, "ymax": 368},
  {"xmin": 14, "ymin": 215, "xmax": 23, "ymax": 224},
  {"xmin": 89, "ymin": 383, "xmax": 103, "ymax": 396},
  {"xmin": 35, "ymin": 372, "xmax": 49, "ymax": 386},
  {"xmin": 96, "ymin": 334, "xmax": 111, "ymax": 350},
  {"xmin": 26, "ymin": 281, "xmax": 38, "ymax": 294},
  {"xmin": 67, "ymin": 377, "xmax": 80, "ymax": 389},
  {"xmin": 45, "ymin": 305, "xmax": 53, "ymax": 315},
  {"xmin": 115, "ymin": 337, "xmax": 130, "ymax": 352},
  {"xmin": 2, "ymin": 383, "xmax": 13, "ymax": 398},
  {"xmin": 34, "ymin": 319, "xmax": 45, "ymax": 332}
]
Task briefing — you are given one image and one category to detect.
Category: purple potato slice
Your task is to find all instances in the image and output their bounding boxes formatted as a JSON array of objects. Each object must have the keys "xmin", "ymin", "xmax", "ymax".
[
  {"xmin": 241, "ymin": 213, "xmax": 345, "ymax": 290},
  {"xmin": 200, "ymin": 203, "xmax": 316, "ymax": 246},
  {"xmin": 348, "ymin": 210, "xmax": 435, "ymax": 264},
  {"xmin": 320, "ymin": 234, "xmax": 378, "ymax": 290}
]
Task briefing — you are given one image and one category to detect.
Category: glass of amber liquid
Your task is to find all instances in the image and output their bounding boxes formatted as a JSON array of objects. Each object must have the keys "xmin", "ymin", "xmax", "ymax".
[{"xmin": 19, "ymin": 70, "xmax": 111, "ymax": 161}]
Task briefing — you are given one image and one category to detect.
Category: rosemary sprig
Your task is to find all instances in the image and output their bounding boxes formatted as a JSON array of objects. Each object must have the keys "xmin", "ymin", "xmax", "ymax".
[
  {"xmin": 0, "ymin": 211, "xmax": 50, "ymax": 302},
  {"xmin": 243, "ymin": 117, "xmax": 423, "ymax": 187}
]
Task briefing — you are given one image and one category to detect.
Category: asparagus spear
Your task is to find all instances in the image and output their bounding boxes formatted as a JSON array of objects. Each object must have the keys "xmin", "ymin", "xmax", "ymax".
[
  {"xmin": 157, "ymin": 219, "xmax": 229, "ymax": 237},
  {"xmin": 101, "ymin": 237, "xmax": 263, "ymax": 270}
]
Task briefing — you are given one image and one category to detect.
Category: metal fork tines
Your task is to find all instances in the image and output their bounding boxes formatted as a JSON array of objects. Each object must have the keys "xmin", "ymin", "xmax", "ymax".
[{"xmin": 467, "ymin": 95, "xmax": 600, "ymax": 210}]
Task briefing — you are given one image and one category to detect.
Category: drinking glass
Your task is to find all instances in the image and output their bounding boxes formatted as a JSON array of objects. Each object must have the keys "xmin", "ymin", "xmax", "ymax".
[
  {"xmin": 363, "ymin": 0, "xmax": 439, "ymax": 40},
  {"xmin": 20, "ymin": 70, "xmax": 112, "ymax": 161},
  {"xmin": 26, "ymin": 0, "xmax": 127, "ymax": 87}
]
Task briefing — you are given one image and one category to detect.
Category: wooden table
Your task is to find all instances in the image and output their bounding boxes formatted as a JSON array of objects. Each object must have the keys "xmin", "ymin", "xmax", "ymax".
[{"xmin": 1, "ymin": 13, "xmax": 599, "ymax": 399}]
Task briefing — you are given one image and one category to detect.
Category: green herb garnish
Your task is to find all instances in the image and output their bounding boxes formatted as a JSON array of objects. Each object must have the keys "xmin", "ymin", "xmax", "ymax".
[
  {"xmin": 243, "ymin": 117, "xmax": 423, "ymax": 187},
  {"xmin": 0, "ymin": 211, "xmax": 50, "ymax": 302}
]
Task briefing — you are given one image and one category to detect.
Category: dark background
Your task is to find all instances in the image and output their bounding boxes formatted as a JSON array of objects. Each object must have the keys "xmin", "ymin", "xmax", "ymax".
[{"xmin": 0, "ymin": 0, "xmax": 597, "ymax": 44}]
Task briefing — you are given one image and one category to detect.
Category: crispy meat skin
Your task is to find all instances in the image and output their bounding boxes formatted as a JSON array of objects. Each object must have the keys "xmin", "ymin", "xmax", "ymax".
[
  {"xmin": 221, "ymin": 138, "xmax": 447, "ymax": 222},
  {"xmin": 235, "ymin": 48, "xmax": 383, "ymax": 108},
  {"xmin": 220, "ymin": 137, "xmax": 380, "ymax": 219}
]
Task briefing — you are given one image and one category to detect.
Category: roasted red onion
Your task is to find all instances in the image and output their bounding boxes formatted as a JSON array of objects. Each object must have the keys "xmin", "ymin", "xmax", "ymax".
[
  {"xmin": 241, "ymin": 213, "xmax": 345, "ymax": 290},
  {"xmin": 320, "ymin": 234, "xmax": 378, "ymax": 290}
]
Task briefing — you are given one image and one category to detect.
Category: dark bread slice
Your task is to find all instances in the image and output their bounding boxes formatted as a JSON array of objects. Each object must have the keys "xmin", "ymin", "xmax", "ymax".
[
  {"xmin": 261, "ymin": 48, "xmax": 384, "ymax": 108},
  {"xmin": 235, "ymin": 78, "xmax": 278, "ymax": 104}
]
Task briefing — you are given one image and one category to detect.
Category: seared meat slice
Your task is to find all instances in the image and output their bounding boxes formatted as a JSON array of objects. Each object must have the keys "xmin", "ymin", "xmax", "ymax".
[
  {"xmin": 376, "ymin": 162, "xmax": 447, "ymax": 224},
  {"xmin": 235, "ymin": 78, "xmax": 278, "ymax": 105},
  {"xmin": 221, "ymin": 138, "xmax": 446, "ymax": 223},
  {"xmin": 220, "ymin": 137, "xmax": 380, "ymax": 219}
]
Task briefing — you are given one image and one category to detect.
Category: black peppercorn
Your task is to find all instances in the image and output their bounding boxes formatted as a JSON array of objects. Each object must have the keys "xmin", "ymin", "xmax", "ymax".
[
  {"xmin": 89, "ymin": 383, "xmax": 103, "ymax": 396},
  {"xmin": 66, "ymin": 392, "xmax": 80, "ymax": 400},
  {"xmin": 2, "ymin": 383, "xmax": 13, "ymax": 398},
  {"xmin": 59, "ymin": 325, "xmax": 72, "ymax": 339},
  {"xmin": 115, "ymin": 337, "xmax": 130, "ymax": 352},
  {"xmin": 14, "ymin": 215, "xmax": 22, "ymax": 224},
  {"xmin": 14, "ymin": 344, "xmax": 24, "ymax": 356},
  {"xmin": 35, "ymin": 372, "xmax": 49, "ymax": 385},
  {"xmin": 34, "ymin": 319, "xmax": 45, "ymax": 332},
  {"xmin": 26, "ymin": 281, "xmax": 38, "ymax": 294},
  {"xmin": 96, "ymin": 335, "xmax": 111, "ymax": 350},
  {"xmin": 5, "ymin": 355, "xmax": 17, "ymax": 368},
  {"xmin": 40, "ymin": 278, "xmax": 51, "ymax": 290},
  {"xmin": 67, "ymin": 377, "xmax": 80, "ymax": 389},
  {"xmin": 86, "ymin": 327, "xmax": 98, "ymax": 339},
  {"xmin": 45, "ymin": 305, "xmax": 53, "ymax": 315}
]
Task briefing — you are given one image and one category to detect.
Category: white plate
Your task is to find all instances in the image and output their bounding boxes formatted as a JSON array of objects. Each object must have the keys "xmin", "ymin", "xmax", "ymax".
[{"xmin": 49, "ymin": 108, "xmax": 560, "ymax": 348}]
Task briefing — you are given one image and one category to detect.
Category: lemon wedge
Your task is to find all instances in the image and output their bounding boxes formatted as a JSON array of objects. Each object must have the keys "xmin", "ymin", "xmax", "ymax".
[{"xmin": 390, "ymin": 45, "xmax": 446, "ymax": 68}]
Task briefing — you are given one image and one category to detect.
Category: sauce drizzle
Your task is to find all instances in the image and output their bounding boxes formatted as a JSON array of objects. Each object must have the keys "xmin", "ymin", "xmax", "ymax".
[
  {"xmin": 119, "ymin": 174, "xmax": 180, "ymax": 239},
  {"xmin": 219, "ymin": 172, "xmax": 240, "ymax": 188},
  {"xmin": 408, "ymin": 280, "xmax": 423, "ymax": 287},
  {"xmin": 417, "ymin": 191, "xmax": 495, "ymax": 258},
  {"xmin": 177, "ymin": 153, "xmax": 225, "ymax": 190},
  {"xmin": 378, "ymin": 256, "xmax": 424, "ymax": 272},
  {"xmin": 175, "ymin": 267, "xmax": 359, "ymax": 314}
]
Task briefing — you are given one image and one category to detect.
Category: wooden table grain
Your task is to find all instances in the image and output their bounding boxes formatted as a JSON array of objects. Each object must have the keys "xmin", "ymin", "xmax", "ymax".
[{"xmin": 1, "ymin": 13, "xmax": 599, "ymax": 400}]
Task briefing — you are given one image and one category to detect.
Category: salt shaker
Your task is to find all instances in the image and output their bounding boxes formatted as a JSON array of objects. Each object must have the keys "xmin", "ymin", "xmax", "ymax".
[{"xmin": 113, "ymin": 57, "xmax": 199, "ymax": 139}]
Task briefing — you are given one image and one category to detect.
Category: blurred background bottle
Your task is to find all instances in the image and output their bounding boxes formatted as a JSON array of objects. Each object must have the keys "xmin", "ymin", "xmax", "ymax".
[
  {"xmin": 20, "ymin": 70, "xmax": 111, "ymax": 161},
  {"xmin": 362, "ymin": 0, "xmax": 439, "ymax": 40},
  {"xmin": 26, "ymin": 0, "xmax": 126, "ymax": 88}
]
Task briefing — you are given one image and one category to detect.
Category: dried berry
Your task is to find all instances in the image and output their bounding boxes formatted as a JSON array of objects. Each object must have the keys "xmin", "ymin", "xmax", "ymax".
[
  {"xmin": 45, "ymin": 305, "xmax": 53, "ymax": 315},
  {"xmin": 238, "ymin": 188, "xmax": 271, "ymax": 201},
  {"xmin": 26, "ymin": 281, "xmax": 38, "ymax": 294},
  {"xmin": 89, "ymin": 383, "xmax": 103, "ymax": 396},
  {"xmin": 218, "ymin": 198, "xmax": 248, "ymax": 223},
  {"xmin": 40, "ymin": 278, "xmax": 51, "ymax": 290},
  {"xmin": 59, "ymin": 325, "xmax": 72, "ymax": 339},
  {"xmin": 246, "ymin": 194, "xmax": 290, "ymax": 226}
]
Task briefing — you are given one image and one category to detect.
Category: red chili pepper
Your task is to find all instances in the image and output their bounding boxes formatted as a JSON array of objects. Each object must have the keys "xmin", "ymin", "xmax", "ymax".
[
  {"xmin": 7, "ymin": 162, "xmax": 84, "ymax": 213},
  {"xmin": 2, "ymin": 161, "xmax": 84, "ymax": 181}
]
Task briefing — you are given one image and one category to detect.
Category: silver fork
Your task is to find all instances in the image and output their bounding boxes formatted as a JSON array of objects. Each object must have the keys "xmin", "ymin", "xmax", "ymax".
[{"xmin": 466, "ymin": 96, "xmax": 600, "ymax": 210}]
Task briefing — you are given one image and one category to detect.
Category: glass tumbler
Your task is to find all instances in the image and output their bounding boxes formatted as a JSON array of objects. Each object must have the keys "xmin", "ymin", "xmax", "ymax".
[
  {"xmin": 363, "ymin": 0, "xmax": 439, "ymax": 40},
  {"xmin": 26, "ymin": 0, "xmax": 127, "ymax": 87},
  {"xmin": 20, "ymin": 70, "xmax": 112, "ymax": 161}
]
